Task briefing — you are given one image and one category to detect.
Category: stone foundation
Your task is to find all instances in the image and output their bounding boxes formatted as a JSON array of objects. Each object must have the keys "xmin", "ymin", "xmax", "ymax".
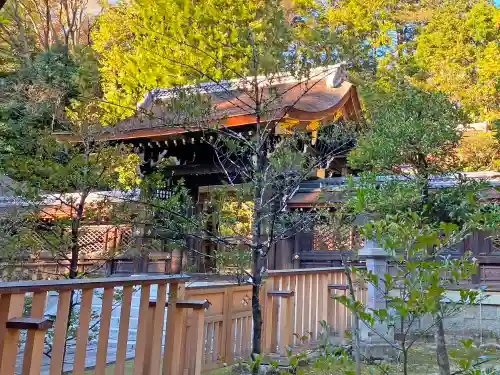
[{"xmin": 399, "ymin": 293, "xmax": 500, "ymax": 345}]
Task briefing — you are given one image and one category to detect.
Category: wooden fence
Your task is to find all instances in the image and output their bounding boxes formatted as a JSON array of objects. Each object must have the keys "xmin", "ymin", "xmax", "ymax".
[
  {"xmin": 183, "ymin": 267, "xmax": 366, "ymax": 372},
  {"xmin": 184, "ymin": 284, "xmax": 253, "ymax": 373},
  {"xmin": 0, "ymin": 267, "xmax": 365, "ymax": 375},
  {"xmin": 0, "ymin": 275, "xmax": 195, "ymax": 375}
]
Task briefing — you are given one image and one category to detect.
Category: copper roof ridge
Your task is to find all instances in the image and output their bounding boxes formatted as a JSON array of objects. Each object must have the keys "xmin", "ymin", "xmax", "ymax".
[{"xmin": 137, "ymin": 64, "xmax": 347, "ymax": 110}]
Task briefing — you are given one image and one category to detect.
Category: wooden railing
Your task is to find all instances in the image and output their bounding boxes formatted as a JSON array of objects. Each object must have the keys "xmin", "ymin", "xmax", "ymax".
[
  {"xmin": 183, "ymin": 284, "xmax": 253, "ymax": 372},
  {"xmin": 0, "ymin": 274, "xmax": 195, "ymax": 375},
  {"xmin": 264, "ymin": 267, "xmax": 366, "ymax": 354},
  {"xmin": 184, "ymin": 267, "xmax": 366, "ymax": 372},
  {"xmin": 0, "ymin": 267, "xmax": 366, "ymax": 375}
]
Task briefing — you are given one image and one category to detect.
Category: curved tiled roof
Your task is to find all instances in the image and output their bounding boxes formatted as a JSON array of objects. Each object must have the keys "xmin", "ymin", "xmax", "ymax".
[{"xmin": 106, "ymin": 64, "xmax": 360, "ymax": 140}]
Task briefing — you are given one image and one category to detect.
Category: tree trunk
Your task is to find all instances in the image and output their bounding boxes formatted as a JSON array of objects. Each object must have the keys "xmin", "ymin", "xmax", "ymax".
[
  {"xmin": 251, "ymin": 264, "xmax": 263, "ymax": 355},
  {"xmin": 402, "ymin": 348, "xmax": 409, "ymax": 375},
  {"xmin": 435, "ymin": 315, "xmax": 451, "ymax": 375},
  {"xmin": 12, "ymin": 1, "xmax": 31, "ymax": 67},
  {"xmin": 250, "ymin": 62, "xmax": 267, "ymax": 368},
  {"xmin": 65, "ymin": 193, "xmax": 87, "ymax": 373},
  {"xmin": 69, "ymin": 193, "xmax": 87, "ymax": 279},
  {"xmin": 251, "ymin": 131, "xmax": 266, "ymax": 360}
]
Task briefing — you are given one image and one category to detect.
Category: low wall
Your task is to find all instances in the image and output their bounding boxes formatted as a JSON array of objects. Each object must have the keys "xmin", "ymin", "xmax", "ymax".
[{"xmin": 399, "ymin": 290, "xmax": 500, "ymax": 344}]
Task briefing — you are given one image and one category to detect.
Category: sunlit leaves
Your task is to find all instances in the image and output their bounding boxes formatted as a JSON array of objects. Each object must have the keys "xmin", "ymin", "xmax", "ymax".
[
  {"xmin": 348, "ymin": 84, "xmax": 466, "ymax": 176},
  {"xmin": 92, "ymin": 0, "xmax": 310, "ymax": 124},
  {"xmin": 411, "ymin": 1, "xmax": 500, "ymax": 121}
]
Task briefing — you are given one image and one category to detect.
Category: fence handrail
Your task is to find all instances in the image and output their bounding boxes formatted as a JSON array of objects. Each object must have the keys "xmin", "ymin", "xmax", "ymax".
[
  {"xmin": 265, "ymin": 266, "xmax": 365, "ymax": 276},
  {"xmin": 0, "ymin": 274, "xmax": 190, "ymax": 293}
]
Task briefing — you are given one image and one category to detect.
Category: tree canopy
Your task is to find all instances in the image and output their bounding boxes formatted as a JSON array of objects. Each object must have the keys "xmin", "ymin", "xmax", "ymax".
[
  {"xmin": 348, "ymin": 83, "xmax": 466, "ymax": 176},
  {"xmin": 92, "ymin": 0, "xmax": 317, "ymax": 122},
  {"xmin": 409, "ymin": 1, "xmax": 500, "ymax": 121}
]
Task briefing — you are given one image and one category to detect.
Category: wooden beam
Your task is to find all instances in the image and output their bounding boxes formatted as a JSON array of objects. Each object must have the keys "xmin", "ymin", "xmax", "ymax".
[
  {"xmin": 0, "ymin": 274, "xmax": 190, "ymax": 293},
  {"xmin": 6, "ymin": 317, "xmax": 53, "ymax": 330},
  {"xmin": 95, "ymin": 287, "xmax": 114, "ymax": 375},
  {"xmin": 163, "ymin": 282, "xmax": 187, "ymax": 375},
  {"xmin": 0, "ymin": 294, "xmax": 25, "ymax": 374},
  {"xmin": 328, "ymin": 284, "xmax": 348, "ymax": 291},
  {"xmin": 175, "ymin": 299, "xmax": 210, "ymax": 310},
  {"xmin": 267, "ymin": 290, "xmax": 295, "ymax": 297}
]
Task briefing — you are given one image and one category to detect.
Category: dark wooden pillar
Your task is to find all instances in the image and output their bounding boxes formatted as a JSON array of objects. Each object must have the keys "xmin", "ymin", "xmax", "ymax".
[{"xmin": 273, "ymin": 236, "xmax": 294, "ymax": 270}]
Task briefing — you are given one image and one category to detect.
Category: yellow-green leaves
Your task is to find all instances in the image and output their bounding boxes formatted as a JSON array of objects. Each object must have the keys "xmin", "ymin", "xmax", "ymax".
[
  {"xmin": 92, "ymin": 0, "xmax": 298, "ymax": 124},
  {"xmin": 412, "ymin": 1, "xmax": 500, "ymax": 121}
]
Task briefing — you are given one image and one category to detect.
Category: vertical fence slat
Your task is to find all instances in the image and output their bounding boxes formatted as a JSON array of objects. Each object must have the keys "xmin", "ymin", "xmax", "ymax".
[
  {"xmin": 219, "ymin": 290, "xmax": 228, "ymax": 364},
  {"xmin": 184, "ymin": 320, "xmax": 194, "ymax": 375},
  {"xmin": 279, "ymin": 296, "xmax": 293, "ymax": 355},
  {"xmin": 223, "ymin": 288, "xmax": 234, "ymax": 364},
  {"xmin": 95, "ymin": 286, "xmax": 115, "ymax": 375},
  {"xmin": 240, "ymin": 318, "xmax": 245, "ymax": 357},
  {"xmin": 318, "ymin": 274, "xmax": 328, "ymax": 334},
  {"xmin": 232, "ymin": 319, "xmax": 237, "ymax": 360},
  {"xmin": 263, "ymin": 281, "xmax": 273, "ymax": 352},
  {"xmin": 310, "ymin": 274, "xmax": 318, "ymax": 340},
  {"xmin": 133, "ymin": 283, "xmax": 151, "ymax": 375},
  {"xmin": 243, "ymin": 317, "xmax": 250, "ymax": 356},
  {"xmin": 114, "ymin": 285, "xmax": 133, "ymax": 375},
  {"xmin": 163, "ymin": 282, "xmax": 186, "ymax": 375},
  {"xmin": 289, "ymin": 275, "xmax": 296, "ymax": 345},
  {"xmin": 192, "ymin": 309, "xmax": 206, "ymax": 375},
  {"xmin": 295, "ymin": 274, "xmax": 304, "ymax": 345},
  {"xmin": 334, "ymin": 273, "xmax": 341, "ymax": 334},
  {"xmin": 327, "ymin": 273, "xmax": 334, "ymax": 328},
  {"xmin": 246, "ymin": 316, "xmax": 252, "ymax": 356},
  {"xmin": 270, "ymin": 277, "xmax": 280, "ymax": 351},
  {"xmin": 240, "ymin": 318, "xmax": 246, "ymax": 357},
  {"xmin": 0, "ymin": 293, "xmax": 25, "ymax": 374},
  {"xmin": 149, "ymin": 283, "xmax": 167, "ymax": 375},
  {"xmin": 213, "ymin": 321, "xmax": 221, "ymax": 364},
  {"xmin": 303, "ymin": 274, "xmax": 311, "ymax": 337},
  {"xmin": 283, "ymin": 274, "xmax": 292, "ymax": 348},
  {"xmin": 204, "ymin": 322, "xmax": 211, "ymax": 365},
  {"xmin": 342, "ymin": 289, "xmax": 348, "ymax": 338},
  {"xmin": 73, "ymin": 288, "xmax": 94, "ymax": 375},
  {"xmin": 50, "ymin": 290, "xmax": 72, "ymax": 375},
  {"xmin": 234, "ymin": 318, "xmax": 241, "ymax": 358},
  {"xmin": 144, "ymin": 300, "xmax": 156, "ymax": 374},
  {"xmin": 22, "ymin": 291, "xmax": 47, "ymax": 375}
]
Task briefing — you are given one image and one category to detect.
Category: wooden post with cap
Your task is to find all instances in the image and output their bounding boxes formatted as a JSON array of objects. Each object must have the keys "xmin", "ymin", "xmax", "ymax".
[{"xmin": 267, "ymin": 290, "xmax": 295, "ymax": 355}]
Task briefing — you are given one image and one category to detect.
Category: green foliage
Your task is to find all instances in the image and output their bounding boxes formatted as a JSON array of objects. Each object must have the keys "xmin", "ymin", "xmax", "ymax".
[
  {"xmin": 334, "ymin": 214, "xmax": 482, "ymax": 372},
  {"xmin": 457, "ymin": 132, "xmax": 500, "ymax": 172},
  {"xmin": 319, "ymin": 0, "xmax": 499, "ymax": 122},
  {"xmin": 347, "ymin": 173, "xmax": 491, "ymax": 232},
  {"xmin": 410, "ymin": 1, "xmax": 500, "ymax": 121},
  {"xmin": 92, "ymin": 0, "xmax": 313, "ymax": 123},
  {"xmin": 0, "ymin": 47, "xmax": 140, "ymax": 194},
  {"xmin": 342, "ymin": 76, "xmax": 498, "ymax": 370},
  {"xmin": 0, "ymin": 47, "xmax": 146, "ymax": 276},
  {"xmin": 449, "ymin": 339, "xmax": 499, "ymax": 375},
  {"xmin": 348, "ymin": 84, "xmax": 466, "ymax": 176},
  {"xmin": 312, "ymin": 346, "xmax": 371, "ymax": 375},
  {"xmin": 326, "ymin": 0, "xmax": 398, "ymax": 70}
]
